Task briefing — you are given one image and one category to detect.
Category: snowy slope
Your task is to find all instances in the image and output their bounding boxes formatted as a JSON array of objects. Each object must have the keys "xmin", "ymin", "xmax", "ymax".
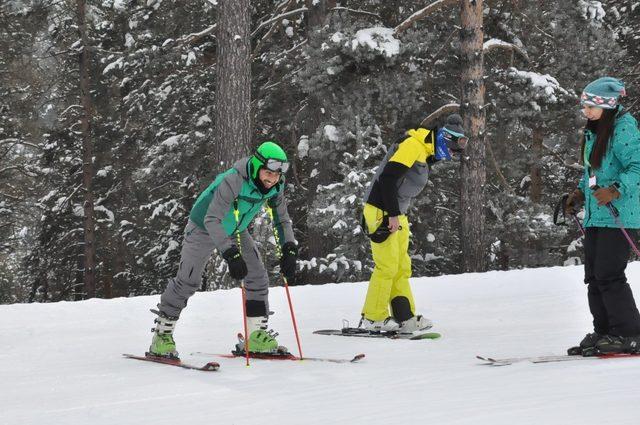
[{"xmin": 4, "ymin": 264, "xmax": 640, "ymax": 425}]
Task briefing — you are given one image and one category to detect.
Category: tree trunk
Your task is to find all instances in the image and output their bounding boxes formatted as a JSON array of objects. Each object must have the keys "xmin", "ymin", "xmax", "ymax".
[
  {"xmin": 459, "ymin": 0, "xmax": 487, "ymax": 272},
  {"xmin": 215, "ymin": 0, "xmax": 252, "ymax": 171},
  {"xmin": 529, "ymin": 126, "xmax": 543, "ymax": 203},
  {"xmin": 78, "ymin": 0, "xmax": 96, "ymax": 298},
  {"xmin": 303, "ymin": 0, "xmax": 336, "ymax": 283}
]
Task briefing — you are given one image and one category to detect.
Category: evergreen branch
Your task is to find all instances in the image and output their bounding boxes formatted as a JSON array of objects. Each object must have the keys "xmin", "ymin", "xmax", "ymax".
[
  {"xmin": 330, "ymin": 7, "xmax": 381, "ymax": 19},
  {"xmin": 0, "ymin": 191, "xmax": 23, "ymax": 201},
  {"xmin": 251, "ymin": 8, "xmax": 308, "ymax": 38},
  {"xmin": 150, "ymin": 181, "xmax": 185, "ymax": 192},
  {"xmin": 178, "ymin": 24, "xmax": 217, "ymax": 47},
  {"xmin": 0, "ymin": 138, "xmax": 41, "ymax": 150},
  {"xmin": 434, "ymin": 205, "xmax": 460, "ymax": 216},
  {"xmin": 483, "ymin": 38, "xmax": 530, "ymax": 63},
  {"xmin": 394, "ymin": 0, "xmax": 458, "ymax": 36},
  {"xmin": 252, "ymin": 0, "xmax": 300, "ymax": 58}
]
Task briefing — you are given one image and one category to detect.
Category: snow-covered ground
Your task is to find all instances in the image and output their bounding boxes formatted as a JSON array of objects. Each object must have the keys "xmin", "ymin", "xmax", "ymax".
[{"xmin": 4, "ymin": 263, "xmax": 640, "ymax": 425}]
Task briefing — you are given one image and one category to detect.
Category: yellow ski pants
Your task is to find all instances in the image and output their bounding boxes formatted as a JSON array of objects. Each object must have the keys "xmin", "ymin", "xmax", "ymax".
[{"xmin": 361, "ymin": 203, "xmax": 415, "ymax": 321}]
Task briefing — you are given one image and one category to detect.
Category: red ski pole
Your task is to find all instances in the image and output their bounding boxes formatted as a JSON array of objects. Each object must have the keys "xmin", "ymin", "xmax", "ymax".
[
  {"xmin": 283, "ymin": 276, "xmax": 303, "ymax": 360},
  {"xmin": 240, "ymin": 281, "xmax": 250, "ymax": 366},
  {"xmin": 266, "ymin": 205, "xmax": 304, "ymax": 360},
  {"xmin": 234, "ymin": 208, "xmax": 250, "ymax": 366}
]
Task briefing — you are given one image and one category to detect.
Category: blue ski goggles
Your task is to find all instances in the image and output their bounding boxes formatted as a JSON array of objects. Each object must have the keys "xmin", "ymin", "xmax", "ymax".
[{"xmin": 435, "ymin": 129, "xmax": 468, "ymax": 160}]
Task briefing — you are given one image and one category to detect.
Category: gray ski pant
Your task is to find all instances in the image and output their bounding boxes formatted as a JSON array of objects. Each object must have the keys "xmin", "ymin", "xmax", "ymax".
[{"xmin": 158, "ymin": 219, "xmax": 270, "ymax": 318}]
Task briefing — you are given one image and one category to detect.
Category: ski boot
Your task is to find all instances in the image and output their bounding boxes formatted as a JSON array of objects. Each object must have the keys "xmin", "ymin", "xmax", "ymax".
[
  {"xmin": 567, "ymin": 332, "xmax": 603, "ymax": 356},
  {"xmin": 398, "ymin": 315, "xmax": 433, "ymax": 334},
  {"xmin": 623, "ymin": 335, "xmax": 640, "ymax": 353},
  {"xmin": 148, "ymin": 309, "xmax": 179, "ymax": 359},
  {"xmin": 390, "ymin": 296, "xmax": 431, "ymax": 334},
  {"xmin": 235, "ymin": 316, "xmax": 289, "ymax": 355},
  {"xmin": 595, "ymin": 335, "xmax": 630, "ymax": 354},
  {"xmin": 359, "ymin": 316, "xmax": 399, "ymax": 333}
]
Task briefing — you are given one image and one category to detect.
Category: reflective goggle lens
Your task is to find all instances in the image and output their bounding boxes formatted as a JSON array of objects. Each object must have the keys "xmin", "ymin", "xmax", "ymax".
[{"xmin": 265, "ymin": 159, "xmax": 290, "ymax": 173}]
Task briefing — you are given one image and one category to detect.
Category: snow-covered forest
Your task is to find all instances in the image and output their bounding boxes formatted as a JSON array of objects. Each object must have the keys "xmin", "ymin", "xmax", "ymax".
[{"xmin": 1, "ymin": 0, "xmax": 639, "ymax": 303}]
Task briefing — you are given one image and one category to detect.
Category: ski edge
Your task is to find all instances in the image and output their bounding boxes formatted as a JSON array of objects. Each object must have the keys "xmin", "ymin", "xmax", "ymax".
[
  {"xmin": 123, "ymin": 353, "xmax": 220, "ymax": 371},
  {"xmin": 476, "ymin": 352, "xmax": 640, "ymax": 366},
  {"xmin": 190, "ymin": 351, "xmax": 365, "ymax": 364},
  {"xmin": 313, "ymin": 328, "xmax": 441, "ymax": 340}
]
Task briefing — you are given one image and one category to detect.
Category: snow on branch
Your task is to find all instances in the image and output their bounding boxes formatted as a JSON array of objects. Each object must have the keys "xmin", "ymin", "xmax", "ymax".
[
  {"xmin": 178, "ymin": 24, "xmax": 217, "ymax": 47},
  {"xmin": 419, "ymin": 103, "xmax": 460, "ymax": 128},
  {"xmin": 352, "ymin": 27, "xmax": 400, "ymax": 57},
  {"xmin": 394, "ymin": 0, "xmax": 458, "ymax": 36},
  {"xmin": 331, "ymin": 7, "xmax": 381, "ymax": 19},
  {"xmin": 483, "ymin": 38, "xmax": 529, "ymax": 62},
  {"xmin": 251, "ymin": 8, "xmax": 308, "ymax": 38},
  {"xmin": 507, "ymin": 68, "xmax": 571, "ymax": 103},
  {"xmin": 579, "ymin": 0, "xmax": 606, "ymax": 22},
  {"xmin": 0, "ymin": 138, "xmax": 41, "ymax": 150},
  {"xmin": 252, "ymin": 0, "xmax": 299, "ymax": 58}
]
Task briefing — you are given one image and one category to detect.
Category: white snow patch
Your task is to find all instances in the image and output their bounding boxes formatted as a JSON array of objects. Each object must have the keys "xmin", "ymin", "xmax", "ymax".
[
  {"xmin": 161, "ymin": 134, "xmax": 185, "ymax": 149},
  {"xmin": 323, "ymin": 125, "xmax": 341, "ymax": 142},
  {"xmin": 102, "ymin": 57, "xmax": 124, "ymax": 75},
  {"xmin": 351, "ymin": 27, "xmax": 400, "ymax": 57},
  {"xmin": 196, "ymin": 115, "xmax": 212, "ymax": 127},
  {"xmin": 113, "ymin": 0, "xmax": 127, "ymax": 11},
  {"xmin": 125, "ymin": 33, "xmax": 135, "ymax": 48},
  {"xmin": 579, "ymin": 1, "xmax": 606, "ymax": 21},
  {"xmin": 331, "ymin": 32, "xmax": 345, "ymax": 43},
  {"xmin": 186, "ymin": 51, "xmax": 197, "ymax": 66},
  {"xmin": 297, "ymin": 135, "xmax": 309, "ymax": 159}
]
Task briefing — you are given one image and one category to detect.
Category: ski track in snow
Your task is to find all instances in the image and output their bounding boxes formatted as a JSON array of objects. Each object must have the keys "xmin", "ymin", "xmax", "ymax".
[{"xmin": 3, "ymin": 264, "xmax": 640, "ymax": 425}]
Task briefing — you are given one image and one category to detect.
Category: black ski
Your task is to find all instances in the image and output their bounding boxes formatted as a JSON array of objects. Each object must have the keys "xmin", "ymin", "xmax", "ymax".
[{"xmin": 123, "ymin": 353, "xmax": 220, "ymax": 371}]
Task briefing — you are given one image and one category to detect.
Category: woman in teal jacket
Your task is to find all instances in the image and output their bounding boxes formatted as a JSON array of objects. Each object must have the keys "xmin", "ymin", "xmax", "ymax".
[{"xmin": 565, "ymin": 77, "xmax": 640, "ymax": 354}]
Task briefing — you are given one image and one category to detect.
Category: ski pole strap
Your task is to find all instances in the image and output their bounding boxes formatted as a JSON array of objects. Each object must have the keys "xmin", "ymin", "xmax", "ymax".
[
  {"xmin": 553, "ymin": 194, "xmax": 568, "ymax": 226},
  {"xmin": 233, "ymin": 200, "xmax": 242, "ymax": 253},
  {"xmin": 606, "ymin": 203, "xmax": 620, "ymax": 218},
  {"xmin": 264, "ymin": 204, "xmax": 283, "ymax": 258}
]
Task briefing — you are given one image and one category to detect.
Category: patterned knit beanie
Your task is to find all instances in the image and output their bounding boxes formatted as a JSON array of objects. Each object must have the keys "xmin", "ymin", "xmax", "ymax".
[{"xmin": 580, "ymin": 77, "xmax": 626, "ymax": 109}]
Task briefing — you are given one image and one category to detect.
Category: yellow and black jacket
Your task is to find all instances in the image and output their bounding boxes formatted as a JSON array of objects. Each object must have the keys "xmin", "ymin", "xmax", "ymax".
[{"xmin": 364, "ymin": 128, "xmax": 435, "ymax": 216}]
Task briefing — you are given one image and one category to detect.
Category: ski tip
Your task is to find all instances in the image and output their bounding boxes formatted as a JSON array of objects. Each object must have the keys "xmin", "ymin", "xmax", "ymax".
[
  {"xmin": 352, "ymin": 353, "xmax": 366, "ymax": 362},
  {"xmin": 409, "ymin": 332, "xmax": 442, "ymax": 340},
  {"xmin": 203, "ymin": 362, "xmax": 221, "ymax": 371}
]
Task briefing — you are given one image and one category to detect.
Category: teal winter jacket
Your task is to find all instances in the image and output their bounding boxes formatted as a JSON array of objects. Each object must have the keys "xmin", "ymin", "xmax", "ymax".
[
  {"xmin": 579, "ymin": 108, "xmax": 640, "ymax": 229},
  {"xmin": 189, "ymin": 157, "xmax": 295, "ymax": 252}
]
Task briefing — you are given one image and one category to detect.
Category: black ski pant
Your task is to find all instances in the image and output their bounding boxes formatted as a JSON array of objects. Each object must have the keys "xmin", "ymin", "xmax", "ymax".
[{"xmin": 584, "ymin": 226, "xmax": 640, "ymax": 337}]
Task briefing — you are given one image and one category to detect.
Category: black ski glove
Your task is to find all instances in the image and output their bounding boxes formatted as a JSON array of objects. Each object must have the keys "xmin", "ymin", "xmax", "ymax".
[
  {"xmin": 222, "ymin": 247, "xmax": 248, "ymax": 280},
  {"xmin": 280, "ymin": 242, "xmax": 298, "ymax": 284}
]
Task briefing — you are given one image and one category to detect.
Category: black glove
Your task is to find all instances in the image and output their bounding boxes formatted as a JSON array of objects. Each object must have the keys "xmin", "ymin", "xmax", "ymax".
[
  {"xmin": 222, "ymin": 247, "xmax": 248, "ymax": 280},
  {"xmin": 280, "ymin": 242, "xmax": 298, "ymax": 283},
  {"xmin": 564, "ymin": 188, "xmax": 584, "ymax": 216}
]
